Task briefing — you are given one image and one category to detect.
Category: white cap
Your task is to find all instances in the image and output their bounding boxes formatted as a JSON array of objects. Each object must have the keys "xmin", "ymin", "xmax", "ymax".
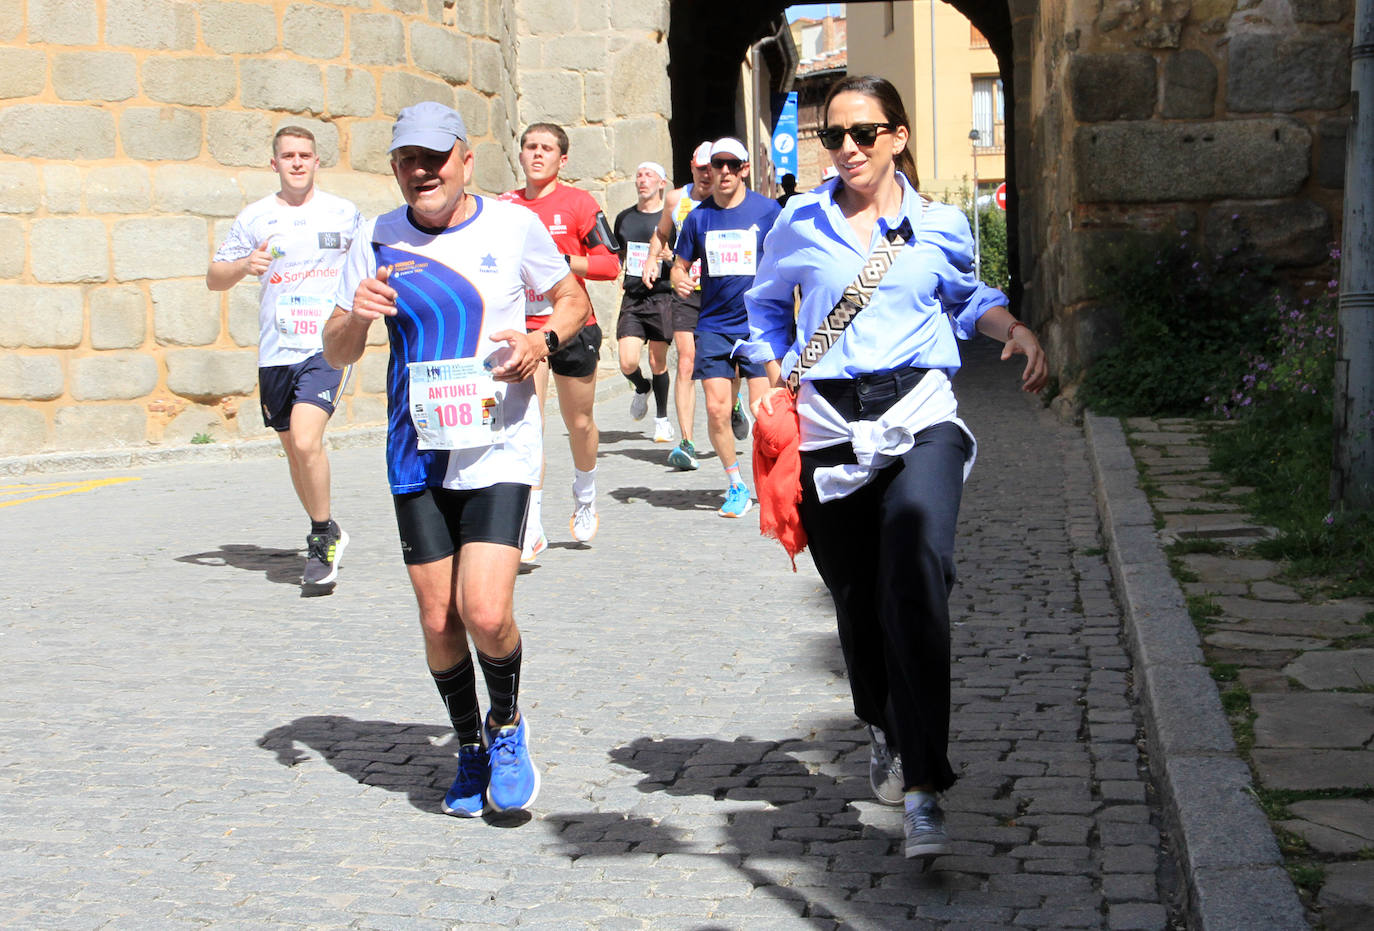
[
  {"xmin": 821, "ymin": 166, "xmax": 839, "ymax": 181},
  {"xmin": 691, "ymin": 141, "xmax": 713, "ymax": 167},
  {"xmin": 635, "ymin": 161, "xmax": 667, "ymax": 181},
  {"xmin": 709, "ymin": 137, "xmax": 749, "ymax": 162}
]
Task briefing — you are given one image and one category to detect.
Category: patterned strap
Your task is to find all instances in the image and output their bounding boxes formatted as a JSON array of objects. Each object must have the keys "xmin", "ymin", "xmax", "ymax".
[{"xmin": 787, "ymin": 208, "xmax": 920, "ymax": 392}]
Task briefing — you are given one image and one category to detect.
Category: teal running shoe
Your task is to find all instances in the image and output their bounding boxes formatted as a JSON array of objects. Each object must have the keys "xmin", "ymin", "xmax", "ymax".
[
  {"xmin": 667, "ymin": 439, "xmax": 699, "ymax": 471},
  {"xmin": 718, "ymin": 483, "xmax": 753, "ymax": 518}
]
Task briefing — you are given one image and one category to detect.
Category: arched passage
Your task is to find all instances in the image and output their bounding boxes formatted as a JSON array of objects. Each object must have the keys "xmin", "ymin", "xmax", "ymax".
[{"xmin": 665, "ymin": 0, "xmax": 1022, "ymax": 311}]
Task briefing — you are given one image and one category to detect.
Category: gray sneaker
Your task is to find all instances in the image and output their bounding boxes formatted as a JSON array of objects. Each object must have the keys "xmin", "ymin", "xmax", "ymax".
[
  {"xmin": 629, "ymin": 389, "xmax": 649, "ymax": 421},
  {"xmin": 903, "ymin": 798, "xmax": 950, "ymax": 860},
  {"xmin": 302, "ymin": 520, "xmax": 348, "ymax": 589},
  {"xmin": 868, "ymin": 725, "xmax": 903, "ymax": 806}
]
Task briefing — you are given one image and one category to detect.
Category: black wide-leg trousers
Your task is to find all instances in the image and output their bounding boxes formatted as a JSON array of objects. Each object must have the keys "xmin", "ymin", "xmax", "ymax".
[{"xmin": 799, "ymin": 374, "xmax": 968, "ymax": 793}]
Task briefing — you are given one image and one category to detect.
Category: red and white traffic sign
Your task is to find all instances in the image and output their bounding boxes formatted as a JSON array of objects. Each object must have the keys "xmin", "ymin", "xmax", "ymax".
[{"xmin": 994, "ymin": 182, "xmax": 1007, "ymax": 211}]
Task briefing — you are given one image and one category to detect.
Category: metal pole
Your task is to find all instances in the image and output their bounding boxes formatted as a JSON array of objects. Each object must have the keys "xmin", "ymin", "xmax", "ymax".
[
  {"xmin": 1332, "ymin": 0, "xmax": 1374, "ymax": 512},
  {"xmin": 929, "ymin": 0, "xmax": 939, "ymax": 182},
  {"xmin": 969, "ymin": 129, "xmax": 981, "ymax": 280}
]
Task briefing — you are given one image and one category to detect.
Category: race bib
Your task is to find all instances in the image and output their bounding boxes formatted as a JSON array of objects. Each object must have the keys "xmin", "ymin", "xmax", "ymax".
[
  {"xmin": 274, "ymin": 294, "xmax": 331, "ymax": 349},
  {"xmin": 625, "ymin": 241, "xmax": 650, "ymax": 278},
  {"xmin": 407, "ymin": 358, "xmax": 504, "ymax": 451},
  {"xmin": 705, "ymin": 229, "xmax": 756, "ymax": 276},
  {"xmin": 524, "ymin": 287, "xmax": 551, "ymax": 317}
]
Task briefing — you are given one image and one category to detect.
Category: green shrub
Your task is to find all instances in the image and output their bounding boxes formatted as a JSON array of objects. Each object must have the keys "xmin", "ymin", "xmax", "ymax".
[{"xmin": 1079, "ymin": 231, "xmax": 1278, "ymax": 416}]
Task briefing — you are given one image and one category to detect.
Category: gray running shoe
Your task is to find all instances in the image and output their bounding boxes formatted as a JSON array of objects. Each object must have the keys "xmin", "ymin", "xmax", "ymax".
[
  {"xmin": 630, "ymin": 389, "xmax": 650, "ymax": 421},
  {"xmin": 903, "ymin": 798, "xmax": 950, "ymax": 860},
  {"xmin": 302, "ymin": 520, "xmax": 348, "ymax": 588},
  {"xmin": 731, "ymin": 398, "xmax": 749, "ymax": 440},
  {"xmin": 867, "ymin": 725, "xmax": 904, "ymax": 806}
]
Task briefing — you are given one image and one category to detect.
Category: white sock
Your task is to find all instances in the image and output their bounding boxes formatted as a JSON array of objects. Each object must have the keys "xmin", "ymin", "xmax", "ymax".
[
  {"xmin": 526, "ymin": 488, "xmax": 543, "ymax": 534},
  {"xmin": 572, "ymin": 467, "xmax": 596, "ymax": 505}
]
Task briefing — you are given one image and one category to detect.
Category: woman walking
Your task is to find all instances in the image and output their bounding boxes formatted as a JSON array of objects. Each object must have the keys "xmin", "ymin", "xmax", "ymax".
[{"xmin": 744, "ymin": 74, "xmax": 1047, "ymax": 862}]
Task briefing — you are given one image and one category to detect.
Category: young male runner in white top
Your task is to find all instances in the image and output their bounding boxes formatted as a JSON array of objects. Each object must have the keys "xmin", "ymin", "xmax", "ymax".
[{"xmin": 207, "ymin": 126, "xmax": 361, "ymax": 593}]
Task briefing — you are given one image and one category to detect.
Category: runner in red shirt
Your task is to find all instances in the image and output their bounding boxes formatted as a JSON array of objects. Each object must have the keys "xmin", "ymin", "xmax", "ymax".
[{"xmin": 500, "ymin": 123, "xmax": 620, "ymax": 556}]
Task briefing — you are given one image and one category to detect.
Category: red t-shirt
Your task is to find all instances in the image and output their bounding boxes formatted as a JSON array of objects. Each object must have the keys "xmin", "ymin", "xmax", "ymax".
[{"xmin": 499, "ymin": 183, "xmax": 619, "ymax": 329}]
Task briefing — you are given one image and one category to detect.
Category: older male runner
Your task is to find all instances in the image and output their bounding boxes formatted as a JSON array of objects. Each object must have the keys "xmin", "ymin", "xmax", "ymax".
[
  {"xmin": 207, "ymin": 126, "xmax": 361, "ymax": 593},
  {"xmin": 323, "ymin": 102, "xmax": 591, "ymax": 816}
]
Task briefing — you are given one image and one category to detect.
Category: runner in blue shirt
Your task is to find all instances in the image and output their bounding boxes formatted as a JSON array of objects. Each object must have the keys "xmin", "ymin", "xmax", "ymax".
[{"xmin": 671, "ymin": 137, "xmax": 781, "ymax": 518}]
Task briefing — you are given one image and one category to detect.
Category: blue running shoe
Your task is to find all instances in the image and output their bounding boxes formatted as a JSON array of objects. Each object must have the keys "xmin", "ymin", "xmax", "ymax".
[
  {"xmin": 441, "ymin": 742, "xmax": 489, "ymax": 817},
  {"xmin": 485, "ymin": 716, "xmax": 540, "ymax": 812},
  {"xmin": 719, "ymin": 482, "xmax": 753, "ymax": 518},
  {"xmin": 667, "ymin": 439, "xmax": 699, "ymax": 471}
]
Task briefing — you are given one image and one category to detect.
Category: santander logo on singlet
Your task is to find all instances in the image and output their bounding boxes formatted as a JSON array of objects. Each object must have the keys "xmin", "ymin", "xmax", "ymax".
[{"xmin": 268, "ymin": 267, "xmax": 340, "ymax": 285}]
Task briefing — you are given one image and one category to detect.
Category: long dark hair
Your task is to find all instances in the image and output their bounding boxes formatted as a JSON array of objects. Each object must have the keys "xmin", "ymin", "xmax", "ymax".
[{"xmin": 821, "ymin": 74, "xmax": 919, "ymax": 190}]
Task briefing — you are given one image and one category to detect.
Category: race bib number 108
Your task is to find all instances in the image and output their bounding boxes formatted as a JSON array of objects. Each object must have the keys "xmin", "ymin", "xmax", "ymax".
[{"xmin": 408, "ymin": 358, "xmax": 504, "ymax": 451}]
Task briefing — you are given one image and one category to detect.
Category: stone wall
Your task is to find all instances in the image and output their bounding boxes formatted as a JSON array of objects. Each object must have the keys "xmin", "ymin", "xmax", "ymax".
[
  {"xmin": 0, "ymin": 0, "xmax": 675, "ymax": 460},
  {"xmin": 1022, "ymin": 0, "xmax": 1352, "ymax": 406}
]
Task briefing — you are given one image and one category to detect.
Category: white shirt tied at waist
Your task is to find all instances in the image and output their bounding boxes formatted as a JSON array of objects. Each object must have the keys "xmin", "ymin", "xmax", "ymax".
[{"xmin": 796, "ymin": 369, "xmax": 978, "ymax": 503}]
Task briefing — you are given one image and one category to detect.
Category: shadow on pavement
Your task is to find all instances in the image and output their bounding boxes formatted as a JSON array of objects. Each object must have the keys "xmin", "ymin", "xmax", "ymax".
[
  {"xmin": 176, "ymin": 544, "xmax": 302, "ymax": 586},
  {"xmin": 543, "ymin": 732, "xmax": 953, "ymax": 924},
  {"xmin": 257, "ymin": 714, "xmax": 460, "ymax": 815},
  {"xmin": 609, "ymin": 485, "xmax": 725, "ymax": 512}
]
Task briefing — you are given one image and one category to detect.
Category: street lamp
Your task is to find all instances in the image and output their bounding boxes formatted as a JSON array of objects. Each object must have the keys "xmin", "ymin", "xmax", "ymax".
[{"xmin": 969, "ymin": 128, "xmax": 981, "ymax": 280}]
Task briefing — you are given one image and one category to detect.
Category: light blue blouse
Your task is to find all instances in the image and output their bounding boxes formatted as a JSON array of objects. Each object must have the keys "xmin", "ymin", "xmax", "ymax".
[{"xmin": 742, "ymin": 172, "xmax": 1006, "ymax": 380}]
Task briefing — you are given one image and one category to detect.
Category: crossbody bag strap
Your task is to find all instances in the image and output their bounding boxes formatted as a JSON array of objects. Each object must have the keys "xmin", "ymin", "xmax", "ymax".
[{"xmin": 786, "ymin": 199, "xmax": 925, "ymax": 392}]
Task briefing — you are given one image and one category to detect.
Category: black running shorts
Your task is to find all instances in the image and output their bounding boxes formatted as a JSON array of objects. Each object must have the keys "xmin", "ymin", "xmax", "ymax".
[{"xmin": 392, "ymin": 483, "xmax": 530, "ymax": 565}]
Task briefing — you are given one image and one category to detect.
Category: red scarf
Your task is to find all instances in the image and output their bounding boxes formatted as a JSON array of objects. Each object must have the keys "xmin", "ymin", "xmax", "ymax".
[{"xmin": 751, "ymin": 391, "xmax": 806, "ymax": 570}]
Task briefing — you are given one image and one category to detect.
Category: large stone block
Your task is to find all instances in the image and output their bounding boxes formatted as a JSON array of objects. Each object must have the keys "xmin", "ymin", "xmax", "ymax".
[
  {"xmin": 326, "ymin": 66, "xmax": 377, "ymax": 118},
  {"xmin": 152, "ymin": 279, "xmax": 220, "ymax": 346},
  {"xmin": 380, "ymin": 71, "xmax": 453, "ymax": 116},
  {"xmin": 1205, "ymin": 200, "xmax": 1333, "ymax": 268},
  {"xmin": 105, "ymin": 0, "xmax": 196, "ymax": 50},
  {"xmin": 348, "ymin": 120, "xmax": 396, "ymax": 175},
  {"xmin": 317, "ymin": 171, "xmax": 398, "ymax": 217},
  {"xmin": 113, "ymin": 217, "xmax": 208, "ymax": 280},
  {"xmin": 1074, "ymin": 119, "xmax": 1310, "ymax": 203},
  {"xmin": 0, "ymin": 354, "xmax": 63, "ymax": 400},
  {"xmin": 273, "ymin": 116, "xmax": 340, "ymax": 167},
  {"xmin": 0, "ymin": 0, "xmax": 17, "ymax": 40},
  {"xmin": 240, "ymin": 59, "xmax": 325, "ymax": 115},
  {"xmin": 611, "ymin": 117, "xmax": 670, "ymax": 179},
  {"xmin": 53, "ymin": 51, "xmax": 138, "ymax": 102},
  {"xmin": 0, "ymin": 286, "xmax": 83, "ymax": 348},
  {"xmin": 517, "ymin": 0, "xmax": 578, "ymax": 34},
  {"xmin": 42, "ymin": 164, "xmax": 82, "ymax": 214},
  {"xmin": 0, "ymin": 105, "xmax": 116, "ymax": 160},
  {"xmin": 0, "ymin": 47, "xmax": 47, "ymax": 99},
  {"xmin": 119, "ymin": 107, "xmax": 203, "ymax": 161},
  {"xmin": 411, "ymin": 22, "xmax": 469, "ymax": 84},
  {"xmin": 90, "ymin": 285, "xmax": 149, "ymax": 350},
  {"xmin": 85, "ymin": 165, "xmax": 152, "ymax": 214},
  {"xmin": 227, "ymin": 285, "xmax": 261, "ymax": 348},
  {"xmin": 470, "ymin": 39, "xmax": 505, "ymax": 95},
  {"xmin": 350, "ymin": 14, "xmax": 406, "ymax": 67},
  {"xmin": 356, "ymin": 351, "xmax": 388, "ymax": 393},
  {"xmin": 153, "ymin": 166, "xmax": 244, "ymax": 217},
  {"xmin": 52, "ymin": 404, "xmax": 147, "ymax": 450},
  {"xmin": 141, "ymin": 57, "xmax": 236, "ymax": 107},
  {"xmin": 1161, "ymin": 49, "xmax": 1216, "ymax": 119},
  {"xmin": 564, "ymin": 126, "xmax": 612, "ymax": 183},
  {"xmin": 0, "ymin": 217, "xmax": 22, "ymax": 277},
  {"xmin": 200, "ymin": 1, "xmax": 277, "ymax": 54},
  {"xmin": 0, "ymin": 405, "xmax": 48, "ymax": 455},
  {"xmin": 207, "ymin": 111, "xmax": 274, "ymax": 168},
  {"xmin": 610, "ymin": 43, "xmax": 670, "ymax": 118},
  {"xmin": 455, "ymin": 88, "xmax": 490, "ymax": 139},
  {"xmin": 1228, "ymin": 33, "xmax": 1350, "ymax": 113},
  {"xmin": 1292, "ymin": 0, "xmax": 1348, "ymax": 23},
  {"xmin": 1069, "ymin": 52, "xmax": 1156, "ymax": 122},
  {"xmin": 1316, "ymin": 117, "xmax": 1348, "ymax": 190},
  {"xmin": 518, "ymin": 70, "xmax": 582, "ymax": 126},
  {"xmin": 283, "ymin": 4, "xmax": 345, "ymax": 60},
  {"xmin": 165, "ymin": 349, "xmax": 257, "ymax": 399},
  {"xmin": 471, "ymin": 141, "xmax": 515, "ymax": 195},
  {"xmin": 71, "ymin": 352, "xmax": 159, "ymax": 401},
  {"xmin": 28, "ymin": 0, "xmax": 97, "ymax": 44},
  {"xmin": 0, "ymin": 163, "xmax": 39, "ymax": 213},
  {"xmin": 610, "ymin": 0, "xmax": 666, "ymax": 30},
  {"xmin": 31, "ymin": 218, "xmax": 109, "ymax": 284}
]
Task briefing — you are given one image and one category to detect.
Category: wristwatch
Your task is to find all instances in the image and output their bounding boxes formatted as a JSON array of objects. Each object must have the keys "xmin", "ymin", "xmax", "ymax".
[{"xmin": 542, "ymin": 328, "xmax": 560, "ymax": 355}]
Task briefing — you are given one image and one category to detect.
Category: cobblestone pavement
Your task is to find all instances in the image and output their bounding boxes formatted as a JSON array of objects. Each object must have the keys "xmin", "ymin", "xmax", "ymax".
[
  {"xmin": 1, "ymin": 339, "xmax": 1180, "ymax": 929},
  {"xmin": 1124, "ymin": 418, "xmax": 1374, "ymax": 930}
]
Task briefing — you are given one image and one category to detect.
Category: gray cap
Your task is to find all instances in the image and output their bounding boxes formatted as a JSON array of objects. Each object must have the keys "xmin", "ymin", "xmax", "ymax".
[{"xmin": 390, "ymin": 101, "xmax": 468, "ymax": 153}]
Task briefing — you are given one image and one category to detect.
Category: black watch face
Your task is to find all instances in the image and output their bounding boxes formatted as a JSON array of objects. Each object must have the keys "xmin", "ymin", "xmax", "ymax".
[{"xmin": 545, "ymin": 331, "xmax": 559, "ymax": 352}]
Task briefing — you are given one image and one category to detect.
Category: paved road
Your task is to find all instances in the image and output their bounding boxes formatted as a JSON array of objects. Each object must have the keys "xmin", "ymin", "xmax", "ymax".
[{"xmin": 0, "ymin": 338, "xmax": 1179, "ymax": 929}]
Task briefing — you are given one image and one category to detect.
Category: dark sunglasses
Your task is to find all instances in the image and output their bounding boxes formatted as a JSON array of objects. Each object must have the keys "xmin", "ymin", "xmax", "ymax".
[
  {"xmin": 710, "ymin": 157, "xmax": 744, "ymax": 172},
  {"xmin": 817, "ymin": 122, "xmax": 896, "ymax": 150}
]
